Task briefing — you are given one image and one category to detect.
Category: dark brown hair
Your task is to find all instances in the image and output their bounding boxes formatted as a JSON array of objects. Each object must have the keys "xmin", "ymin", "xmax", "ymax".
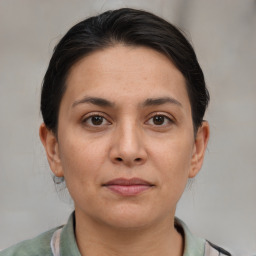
[{"xmin": 41, "ymin": 8, "xmax": 209, "ymax": 134}]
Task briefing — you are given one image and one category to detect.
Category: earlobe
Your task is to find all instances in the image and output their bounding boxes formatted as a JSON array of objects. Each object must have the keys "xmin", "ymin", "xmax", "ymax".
[
  {"xmin": 39, "ymin": 123, "xmax": 64, "ymax": 177},
  {"xmin": 189, "ymin": 121, "xmax": 210, "ymax": 178}
]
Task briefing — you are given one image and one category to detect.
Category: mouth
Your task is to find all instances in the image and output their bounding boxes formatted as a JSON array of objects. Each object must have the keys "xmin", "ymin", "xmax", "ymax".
[{"xmin": 102, "ymin": 178, "xmax": 154, "ymax": 196}]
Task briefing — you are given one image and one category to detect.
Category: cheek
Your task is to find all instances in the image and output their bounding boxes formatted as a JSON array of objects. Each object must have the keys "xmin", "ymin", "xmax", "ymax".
[
  {"xmin": 149, "ymin": 133, "xmax": 194, "ymax": 189},
  {"xmin": 58, "ymin": 134, "xmax": 108, "ymax": 188}
]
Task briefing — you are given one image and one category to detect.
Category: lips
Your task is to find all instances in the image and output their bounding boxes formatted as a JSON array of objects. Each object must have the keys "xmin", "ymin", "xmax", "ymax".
[{"xmin": 103, "ymin": 178, "xmax": 154, "ymax": 196}]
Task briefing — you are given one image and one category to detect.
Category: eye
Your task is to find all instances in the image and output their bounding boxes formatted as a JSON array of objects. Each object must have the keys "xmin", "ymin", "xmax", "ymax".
[
  {"xmin": 146, "ymin": 114, "xmax": 173, "ymax": 126},
  {"xmin": 82, "ymin": 114, "xmax": 110, "ymax": 127}
]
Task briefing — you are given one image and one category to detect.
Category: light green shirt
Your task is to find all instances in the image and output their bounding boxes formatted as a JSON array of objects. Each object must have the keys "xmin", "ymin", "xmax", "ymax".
[{"xmin": 0, "ymin": 212, "xmax": 205, "ymax": 256}]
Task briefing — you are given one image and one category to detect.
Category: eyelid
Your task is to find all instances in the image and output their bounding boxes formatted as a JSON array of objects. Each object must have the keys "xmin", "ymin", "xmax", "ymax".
[
  {"xmin": 81, "ymin": 112, "xmax": 112, "ymax": 124},
  {"xmin": 144, "ymin": 112, "xmax": 175, "ymax": 128},
  {"xmin": 145, "ymin": 112, "xmax": 175, "ymax": 122},
  {"xmin": 81, "ymin": 111, "xmax": 175, "ymax": 126}
]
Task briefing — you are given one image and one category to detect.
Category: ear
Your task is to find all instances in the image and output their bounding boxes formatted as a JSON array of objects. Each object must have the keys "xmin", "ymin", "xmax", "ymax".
[
  {"xmin": 189, "ymin": 121, "xmax": 210, "ymax": 178},
  {"xmin": 39, "ymin": 123, "xmax": 64, "ymax": 177}
]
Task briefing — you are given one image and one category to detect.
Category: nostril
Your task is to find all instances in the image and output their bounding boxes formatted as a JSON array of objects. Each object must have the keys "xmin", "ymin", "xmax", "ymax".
[{"xmin": 114, "ymin": 157, "xmax": 144, "ymax": 164}]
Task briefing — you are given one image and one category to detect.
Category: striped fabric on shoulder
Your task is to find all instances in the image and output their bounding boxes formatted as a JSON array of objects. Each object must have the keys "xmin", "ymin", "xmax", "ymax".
[{"xmin": 205, "ymin": 240, "xmax": 232, "ymax": 256}]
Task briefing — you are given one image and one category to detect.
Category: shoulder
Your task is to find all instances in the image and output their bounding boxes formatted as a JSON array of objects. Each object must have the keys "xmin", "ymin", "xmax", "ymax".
[
  {"xmin": 175, "ymin": 217, "xmax": 233, "ymax": 256},
  {"xmin": 0, "ymin": 226, "xmax": 63, "ymax": 256}
]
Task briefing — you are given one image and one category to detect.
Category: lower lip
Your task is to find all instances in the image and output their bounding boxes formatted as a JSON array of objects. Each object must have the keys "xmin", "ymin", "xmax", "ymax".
[{"xmin": 105, "ymin": 185, "xmax": 152, "ymax": 196}]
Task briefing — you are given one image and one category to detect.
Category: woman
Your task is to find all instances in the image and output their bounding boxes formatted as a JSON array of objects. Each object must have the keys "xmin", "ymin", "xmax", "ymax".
[{"xmin": 1, "ymin": 8, "xmax": 232, "ymax": 256}]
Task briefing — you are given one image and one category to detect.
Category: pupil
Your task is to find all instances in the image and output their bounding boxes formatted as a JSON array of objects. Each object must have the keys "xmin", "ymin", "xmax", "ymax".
[
  {"xmin": 153, "ymin": 116, "xmax": 164, "ymax": 125},
  {"xmin": 92, "ymin": 116, "xmax": 103, "ymax": 125}
]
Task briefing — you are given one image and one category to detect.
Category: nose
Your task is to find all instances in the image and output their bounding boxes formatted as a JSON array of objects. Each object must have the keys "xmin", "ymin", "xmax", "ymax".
[{"xmin": 109, "ymin": 121, "xmax": 147, "ymax": 167}]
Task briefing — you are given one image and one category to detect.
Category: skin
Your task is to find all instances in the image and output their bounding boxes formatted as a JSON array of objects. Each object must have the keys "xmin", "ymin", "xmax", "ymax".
[{"xmin": 40, "ymin": 45, "xmax": 209, "ymax": 256}]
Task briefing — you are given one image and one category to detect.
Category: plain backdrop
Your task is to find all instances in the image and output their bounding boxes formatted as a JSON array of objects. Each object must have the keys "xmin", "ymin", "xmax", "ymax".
[{"xmin": 0, "ymin": 1, "xmax": 255, "ymax": 255}]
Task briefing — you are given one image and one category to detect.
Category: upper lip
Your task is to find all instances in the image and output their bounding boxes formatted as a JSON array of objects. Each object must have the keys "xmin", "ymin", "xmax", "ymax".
[{"xmin": 103, "ymin": 178, "xmax": 153, "ymax": 186}]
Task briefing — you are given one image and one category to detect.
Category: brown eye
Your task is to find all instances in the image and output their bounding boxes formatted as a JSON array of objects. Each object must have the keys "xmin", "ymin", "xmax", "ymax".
[
  {"xmin": 91, "ymin": 116, "xmax": 103, "ymax": 125},
  {"xmin": 146, "ymin": 114, "xmax": 173, "ymax": 127},
  {"xmin": 83, "ymin": 115, "xmax": 110, "ymax": 127},
  {"xmin": 153, "ymin": 115, "xmax": 165, "ymax": 125}
]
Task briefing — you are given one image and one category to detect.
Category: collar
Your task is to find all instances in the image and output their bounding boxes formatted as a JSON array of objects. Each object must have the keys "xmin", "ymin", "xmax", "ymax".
[
  {"xmin": 60, "ymin": 212, "xmax": 81, "ymax": 256},
  {"xmin": 175, "ymin": 217, "xmax": 205, "ymax": 256},
  {"xmin": 59, "ymin": 212, "xmax": 205, "ymax": 256}
]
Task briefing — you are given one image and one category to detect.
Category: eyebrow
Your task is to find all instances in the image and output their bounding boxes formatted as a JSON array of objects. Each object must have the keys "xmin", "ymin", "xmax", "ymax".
[
  {"xmin": 142, "ymin": 97, "xmax": 182, "ymax": 107},
  {"xmin": 72, "ymin": 96, "xmax": 182, "ymax": 109},
  {"xmin": 72, "ymin": 97, "xmax": 115, "ymax": 108}
]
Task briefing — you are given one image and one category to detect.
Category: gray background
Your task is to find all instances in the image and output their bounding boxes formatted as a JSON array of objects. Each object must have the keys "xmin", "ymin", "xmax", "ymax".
[{"xmin": 0, "ymin": 0, "xmax": 255, "ymax": 255}]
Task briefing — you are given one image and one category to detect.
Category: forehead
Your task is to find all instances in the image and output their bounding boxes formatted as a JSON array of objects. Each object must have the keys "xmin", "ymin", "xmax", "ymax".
[{"xmin": 63, "ymin": 45, "xmax": 190, "ymax": 109}]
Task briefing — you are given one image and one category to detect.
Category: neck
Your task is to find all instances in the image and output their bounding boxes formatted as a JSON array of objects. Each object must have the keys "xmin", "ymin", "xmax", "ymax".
[{"xmin": 75, "ymin": 211, "xmax": 184, "ymax": 256}]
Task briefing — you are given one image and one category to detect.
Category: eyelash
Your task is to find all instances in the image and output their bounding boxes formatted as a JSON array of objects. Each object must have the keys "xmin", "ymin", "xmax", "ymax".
[
  {"xmin": 81, "ymin": 112, "xmax": 174, "ymax": 128},
  {"xmin": 145, "ymin": 113, "xmax": 174, "ymax": 126},
  {"xmin": 82, "ymin": 113, "xmax": 111, "ymax": 127}
]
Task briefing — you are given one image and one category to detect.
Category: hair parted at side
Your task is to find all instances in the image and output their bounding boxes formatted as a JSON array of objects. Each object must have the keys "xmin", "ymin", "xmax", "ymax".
[{"xmin": 41, "ymin": 8, "xmax": 209, "ymax": 135}]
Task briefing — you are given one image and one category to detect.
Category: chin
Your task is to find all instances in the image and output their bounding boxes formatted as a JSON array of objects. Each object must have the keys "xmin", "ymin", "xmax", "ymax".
[
  {"xmin": 97, "ymin": 204, "xmax": 159, "ymax": 230},
  {"xmin": 106, "ymin": 216, "xmax": 153, "ymax": 230}
]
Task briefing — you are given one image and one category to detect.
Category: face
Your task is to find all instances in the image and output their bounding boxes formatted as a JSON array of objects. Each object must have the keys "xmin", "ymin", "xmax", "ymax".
[{"xmin": 40, "ymin": 45, "xmax": 209, "ymax": 229}]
